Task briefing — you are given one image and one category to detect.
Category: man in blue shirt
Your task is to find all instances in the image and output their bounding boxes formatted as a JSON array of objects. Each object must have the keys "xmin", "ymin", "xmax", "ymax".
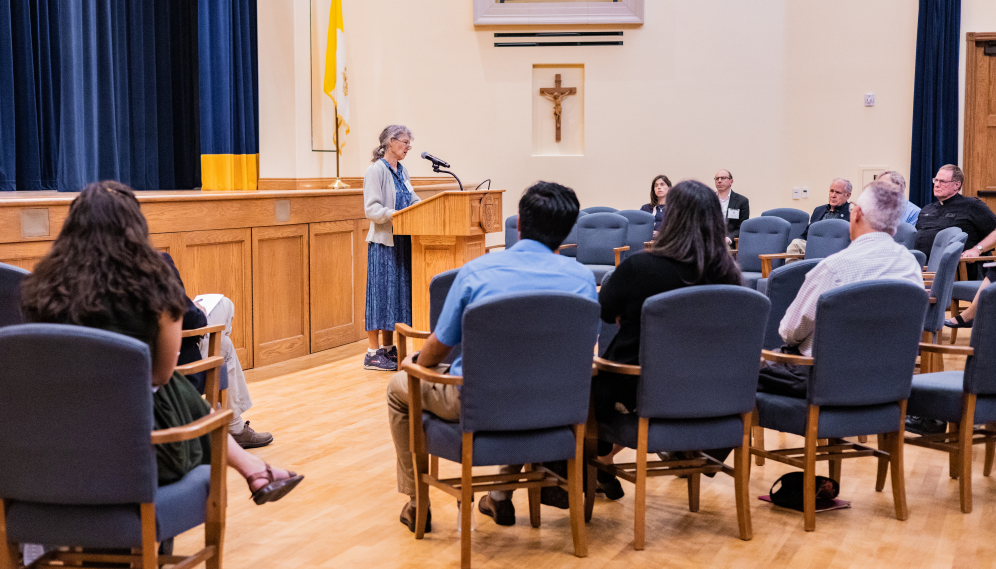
[{"xmin": 387, "ymin": 181, "xmax": 598, "ymax": 533}]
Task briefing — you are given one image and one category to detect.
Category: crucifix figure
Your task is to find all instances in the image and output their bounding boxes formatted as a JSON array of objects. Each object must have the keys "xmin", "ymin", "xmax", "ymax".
[{"xmin": 539, "ymin": 74, "xmax": 577, "ymax": 142}]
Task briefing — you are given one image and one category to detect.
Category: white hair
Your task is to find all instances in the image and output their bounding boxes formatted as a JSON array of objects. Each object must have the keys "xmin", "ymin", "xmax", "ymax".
[
  {"xmin": 831, "ymin": 178, "xmax": 852, "ymax": 194},
  {"xmin": 371, "ymin": 125, "xmax": 414, "ymax": 163},
  {"xmin": 879, "ymin": 171, "xmax": 907, "ymax": 195},
  {"xmin": 855, "ymin": 179, "xmax": 904, "ymax": 236}
]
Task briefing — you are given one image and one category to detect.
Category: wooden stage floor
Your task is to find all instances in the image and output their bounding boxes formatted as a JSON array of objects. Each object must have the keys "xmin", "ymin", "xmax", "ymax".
[{"xmin": 175, "ymin": 332, "xmax": 996, "ymax": 569}]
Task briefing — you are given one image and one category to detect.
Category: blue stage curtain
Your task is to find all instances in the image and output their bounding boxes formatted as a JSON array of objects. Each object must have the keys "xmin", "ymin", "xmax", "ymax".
[
  {"xmin": 0, "ymin": 0, "xmax": 15, "ymax": 191},
  {"xmin": 909, "ymin": 0, "xmax": 961, "ymax": 207},
  {"xmin": 198, "ymin": 0, "xmax": 259, "ymax": 191},
  {"xmin": 1, "ymin": 0, "xmax": 201, "ymax": 192}
]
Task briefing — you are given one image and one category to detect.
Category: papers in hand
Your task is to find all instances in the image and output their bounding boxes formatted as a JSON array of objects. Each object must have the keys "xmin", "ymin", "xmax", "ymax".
[{"xmin": 193, "ymin": 294, "xmax": 224, "ymax": 315}]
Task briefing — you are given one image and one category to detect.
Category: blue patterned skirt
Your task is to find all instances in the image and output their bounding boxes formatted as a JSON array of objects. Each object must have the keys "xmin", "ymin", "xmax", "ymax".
[{"xmin": 365, "ymin": 235, "xmax": 413, "ymax": 331}]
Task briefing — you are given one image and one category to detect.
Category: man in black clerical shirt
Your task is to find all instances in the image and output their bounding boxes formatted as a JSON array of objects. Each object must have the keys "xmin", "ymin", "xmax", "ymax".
[{"xmin": 914, "ymin": 164, "xmax": 996, "ymax": 260}]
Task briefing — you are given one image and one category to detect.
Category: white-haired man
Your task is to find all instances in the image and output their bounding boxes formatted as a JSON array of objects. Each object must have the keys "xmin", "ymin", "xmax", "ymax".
[
  {"xmin": 785, "ymin": 178, "xmax": 852, "ymax": 257},
  {"xmin": 878, "ymin": 171, "xmax": 920, "ymax": 225},
  {"xmin": 757, "ymin": 179, "xmax": 924, "ymax": 398}
]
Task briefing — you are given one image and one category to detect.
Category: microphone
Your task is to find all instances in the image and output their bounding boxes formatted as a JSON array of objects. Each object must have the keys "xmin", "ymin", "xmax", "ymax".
[{"xmin": 420, "ymin": 151, "xmax": 450, "ymax": 169}]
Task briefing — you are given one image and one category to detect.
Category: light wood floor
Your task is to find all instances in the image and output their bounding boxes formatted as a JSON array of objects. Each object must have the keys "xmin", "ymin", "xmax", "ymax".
[{"xmin": 175, "ymin": 331, "xmax": 996, "ymax": 569}]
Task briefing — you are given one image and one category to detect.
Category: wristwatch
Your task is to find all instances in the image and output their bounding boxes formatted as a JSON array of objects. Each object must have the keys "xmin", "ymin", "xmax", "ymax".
[{"xmin": 977, "ymin": 245, "xmax": 984, "ymax": 252}]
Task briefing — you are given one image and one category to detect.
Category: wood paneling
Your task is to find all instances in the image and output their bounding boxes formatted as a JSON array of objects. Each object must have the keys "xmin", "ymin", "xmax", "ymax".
[
  {"xmin": 964, "ymin": 32, "xmax": 996, "ymax": 212},
  {"xmin": 178, "ymin": 229, "xmax": 254, "ymax": 369},
  {"xmin": 310, "ymin": 220, "xmax": 363, "ymax": 352},
  {"xmin": 0, "ymin": 241, "xmax": 52, "ymax": 271},
  {"xmin": 149, "ymin": 232, "xmax": 183, "ymax": 260},
  {"xmin": 252, "ymin": 224, "xmax": 310, "ymax": 367},
  {"xmin": 392, "ymin": 190, "xmax": 504, "ymax": 237}
]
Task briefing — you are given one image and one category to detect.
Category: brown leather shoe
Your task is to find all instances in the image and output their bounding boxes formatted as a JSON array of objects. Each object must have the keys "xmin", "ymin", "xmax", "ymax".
[
  {"xmin": 400, "ymin": 501, "xmax": 431, "ymax": 533},
  {"xmin": 232, "ymin": 421, "xmax": 273, "ymax": 449},
  {"xmin": 478, "ymin": 494, "xmax": 515, "ymax": 526}
]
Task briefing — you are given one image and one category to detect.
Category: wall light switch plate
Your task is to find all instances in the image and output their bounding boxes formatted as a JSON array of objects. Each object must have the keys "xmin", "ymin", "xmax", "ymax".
[
  {"xmin": 801, "ymin": 187, "xmax": 808, "ymax": 199},
  {"xmin": 792, "ymin": 188, "xmax": 801, "ymax": 200},
  {"xmin": 864, "ymin": 93, "xmax": 875, "ymax": 107}
]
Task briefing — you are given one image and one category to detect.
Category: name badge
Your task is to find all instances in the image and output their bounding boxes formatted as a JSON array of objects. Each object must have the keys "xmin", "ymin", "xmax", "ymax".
[
  {"xmin": 404, "ymin": 180, "xmax": 415, "ymax": 194},
  {"xmin": 727, "ymin": 208, "xmax": 740, "ymax": 220}
]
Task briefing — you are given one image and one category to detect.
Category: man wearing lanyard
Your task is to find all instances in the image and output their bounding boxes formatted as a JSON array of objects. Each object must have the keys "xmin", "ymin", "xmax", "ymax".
[{"xmin": 714, "ymin": 169, "xmax": 749, "ymax": 244}]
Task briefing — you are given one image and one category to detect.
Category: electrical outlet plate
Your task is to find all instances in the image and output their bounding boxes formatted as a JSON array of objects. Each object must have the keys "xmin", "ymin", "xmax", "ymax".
[
  {"xmin": 801, "ymin": 187, "xmax": 808, "ymax": 199},
  {"xmin": 864, "ymin": 93, "xmax": 875, "ymax": 107},
  {"xmin": 792, "ymin": 188, "xmax": 801, "ymax": 200}
]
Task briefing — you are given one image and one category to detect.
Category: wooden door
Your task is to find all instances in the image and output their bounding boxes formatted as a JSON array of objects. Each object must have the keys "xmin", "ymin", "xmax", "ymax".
[
  {"xmin": 965, "ymin": 32, "xmax": 996, "ymax": 209},
  {"xmin": 177, "ymin": 229, "xmax": 254, "ymax": 369},
  {"xmin": 310, "ymin": 220, "xmax": 363, "ymax": 351},
  {"xmin": 252, "ymin": 224, "xmax": 311, "ymax": 367}
]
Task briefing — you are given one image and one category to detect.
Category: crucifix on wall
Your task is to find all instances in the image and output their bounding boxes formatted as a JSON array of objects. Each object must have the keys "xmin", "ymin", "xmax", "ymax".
[{"xmin": 539, "ymin": 74, "xmax": 576, "ymax": 142}]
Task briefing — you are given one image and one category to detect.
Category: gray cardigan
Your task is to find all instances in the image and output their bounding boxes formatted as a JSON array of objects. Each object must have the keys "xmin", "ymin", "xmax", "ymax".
[{"xmin": 363, "ymin": 159, "xmax": 420, "ymax": 246}]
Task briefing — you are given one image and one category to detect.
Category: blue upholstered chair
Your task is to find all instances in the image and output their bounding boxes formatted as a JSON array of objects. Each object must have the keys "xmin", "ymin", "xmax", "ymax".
[
  {"xmin": 590, "ymin": 286, "xmax": 770, "ymax": 548},
  {"xmin": 947, "ymin": 247, "xmax": 996, "ymax": 344},
  {"xmin": 752, "ymin": 280, "xmax": 928, "ymax": 531},
  {"xmin": 616, "ymin": 210, "xmax": 656, "ymax": 261},
  {"xmin": 893, "ymin": 223, "xmax": 917, "ymax": 249},
  {"xmin": 0, "ymin": 262, "xmax": 28, "ymax": 328},
  {"xmin": 485, "ymin": 215, "xmax": 519, "ymax": 254},
  {"xmin": 756, "ymin": 219, "xmax": 850, "ymax": 291},
  {"xmin": 762, "ymin": 208, "xmax": 810, "ymax": 242},
  {"xmin": 396, "ymin": 268, "xmax": 461, "ymax": 364},
  {"xmin": 581, "ymin": 206, "xmax": 618, "ymax": 214},
  {"xmin": 558, "ymin": 211, "xmax": 587, "ymax": 258},
  {"xmin": 0, "ymin": 324, "xmax": 231, "ymax": 569},
  {"xmin": 911, "ymin": 249, "xmax": 927, "ymax": 270},
  {"xmin": 566, "ymin": 212, "xmax": 630, "ymax": 285},
  {"xmin": 921, "ymin": 243, "xmax": 964, "ymax": 374},
  {"xmin": 735, "ymin": 217, "xmax": 792, "ymax": 290},
  {"xmin": 906, "ymin": 282, "xmax": 996, "ymax": 513},
  {"xmin": 926, "ymin": 227, "xmax": 967, "ymax": 273},
  {"xmin": 404, "ymin": 292, "xmax": 599, "ymax": 566},
  {"xmin": 760, "ymin": 259, "xmax": 821, "ymax": 350},
  {"xmin": 597, "ymin": 269, "xmax": 619, "ymax": 358}
]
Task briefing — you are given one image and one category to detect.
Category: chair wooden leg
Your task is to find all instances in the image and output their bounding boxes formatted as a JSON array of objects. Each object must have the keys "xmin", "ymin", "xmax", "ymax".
[
  {"xmin": 140, "ymin": 503, "xmax": 157, "ymax": 569},
  {"xmin": 525, "ymin": 464, "xmax": 541, "ymax": 529},
  {"xmin": 752, "ymin": 409, "xmax": 765, "ymax": 466},
  {"xmin": 949, "ymin": 301, "xmax": 960, "ymax": 345},
  {"xmin": 0, "ymin": 501, "xmax": 18, "ymax": 569},
  {"xmin": 687, "ymin": 472, "xmax": 701, "ymax": 513},
  {"xmin": 875, "ymin": 433, "xmax": 889, "ymax": 492},
  {"xmin": 568, "ymin": 423, "xmax": 588, "ymax": 557},
  {"xmin": 634, "ymin": 418, "xmax": 649, "ymax": 551},
  {"xmin": 985, "ymin": 423, "xmax": 995, "ymax": 477},
  {"xmin": 735, "ymin": 413, "xmax": 753, "ymax": 541},
  {"xmin": 828, "ymin": 438, "xmax": 842, "ymax": 483},
  {"xmin": 414, "ymin": 451, "xmax": 431, "ymax": 539},
  {"xmin": 206, "ymin": 421, "xmax": 228, "ymax": 569},
  {"xmin": 959, "ymin": 395, "xmax": 976, "ymax": 514},
  {"xmin": 857, "ymin": 435, "xmax": 868, "ymax": 443},
  {"xmin": 890, "ymin": 403, "xmax": 909, "ymax": 521},
  {"xmin": 803, "ymin": 406, "xmax": 819, "ymax": 532},
  {"xmin": 949, "ymin": 422, "xmax": 960, "ymax": 479},
  {"xmin": 430, "ymin": 455, "xmax": 439, "ymax": 479},
  {"xmin": 460, "ymin": 433, "xmax": 474, "ymax": 569},
  {"xmin": 583, "ymin": 400, "xmax": 599, "ymax": 523}
]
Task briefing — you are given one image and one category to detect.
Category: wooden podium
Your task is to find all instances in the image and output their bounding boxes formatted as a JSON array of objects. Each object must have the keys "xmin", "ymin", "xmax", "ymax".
[{"xmin": 393, "ymin": 189, "xmax": 505, "ymax": 334}]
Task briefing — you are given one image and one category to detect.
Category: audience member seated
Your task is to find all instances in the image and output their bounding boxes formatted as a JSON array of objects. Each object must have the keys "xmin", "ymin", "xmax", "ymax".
[
  {"xmin": 879, "ymin": 171, "xmax": 920, "ymax": 224},
  {"xmin": 758, "ymin": 180, "xmax": 923, "ymax": 398},
  {"xmin": 19, "ymin": 181, "xmax": 303, "ymax": 503},
  {"xmin": 595, "ymin": 180, "xmax": 743, "ymax": 480},
  {"xmin": 386, "ymin": 181, "xmax": 598, "ymax": 532},
  {"xmin": 639, "ymin": 174, "xmax": 671, "ymax": 234},
  {"xmin": 785, "ymin": 178, "xmax": 852, "ymax": 257},
  {"xmin": 914, "ymin": 164, "xmax": 996, "ymax": 263},
  {"xmin": 162, "ymin": 253, "xmax": 272, "ymax": 448},
  {"xmin": 714, "ymin": 169, "xmax": 749, "ymax": 243},
  {"xmin": 945, "ymin": 225, "xmax": 996, "ymax": 328}
]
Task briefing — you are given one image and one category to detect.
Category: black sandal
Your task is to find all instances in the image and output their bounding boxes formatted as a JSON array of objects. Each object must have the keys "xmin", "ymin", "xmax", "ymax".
[
  {"xmin": 247, "ymin": 464, "xmax": 304, "ymax": 505},
  {"xmin": 944, "ymin": 314, "xmax": 974, "ymax": 328}
]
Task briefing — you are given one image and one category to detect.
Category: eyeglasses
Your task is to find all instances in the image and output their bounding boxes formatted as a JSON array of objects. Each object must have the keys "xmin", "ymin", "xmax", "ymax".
[
  {"xmin": 392, "ymin": 138, "xmax": 412, "ymax": 148},
  {"xmin": 714, "ymin": 176, "xmax": 731, "ymax": 181},
  {"xmin": 932, "ymin": 178, "xmax": 957, "ymax": 185}
]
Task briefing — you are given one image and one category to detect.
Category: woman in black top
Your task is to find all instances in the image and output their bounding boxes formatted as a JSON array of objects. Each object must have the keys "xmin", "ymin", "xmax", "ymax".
[
  {"xmin": 639, "ymin": 174, "xmax": 671, "ymax": 234},
  {"xmin": 20, "ymin": 181, "xmax": 302, "ymax": 504},
  {"xmin": 595, "ymin": 180, "xmax": 742, "ymax": 483}
]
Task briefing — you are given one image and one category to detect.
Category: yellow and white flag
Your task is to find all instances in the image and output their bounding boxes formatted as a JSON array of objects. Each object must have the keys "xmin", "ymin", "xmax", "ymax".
[{"xmin": 323, "ymin": 0, "xmax": 350, "ymax": 151}]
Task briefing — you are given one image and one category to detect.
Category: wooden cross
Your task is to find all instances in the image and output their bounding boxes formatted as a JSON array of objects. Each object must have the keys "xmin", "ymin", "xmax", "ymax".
[{"xmin": 539, "ymin": 74, "xmax": 577, "ymax": 142}]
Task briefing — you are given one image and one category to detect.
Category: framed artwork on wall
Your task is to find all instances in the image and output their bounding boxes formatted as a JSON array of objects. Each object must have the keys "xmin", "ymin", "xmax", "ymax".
[{"xmin": 473, "ymin": 0, "xmax": 644, "ymax": 26}]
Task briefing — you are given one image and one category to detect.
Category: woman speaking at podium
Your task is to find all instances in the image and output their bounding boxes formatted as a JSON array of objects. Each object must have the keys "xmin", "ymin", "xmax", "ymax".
[{"xmin": 362, "ymin": 125, "xmax": 420, "ymax": 371}]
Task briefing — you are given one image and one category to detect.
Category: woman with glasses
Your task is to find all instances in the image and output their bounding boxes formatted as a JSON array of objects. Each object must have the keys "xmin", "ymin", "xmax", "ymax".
[
  {"xmin": 640, "ymin": 174, "xmax": 671, "ymax": 234},
  {"xmin": 362, "ymin": 125, "xmax": 421, "ymax": 371}
]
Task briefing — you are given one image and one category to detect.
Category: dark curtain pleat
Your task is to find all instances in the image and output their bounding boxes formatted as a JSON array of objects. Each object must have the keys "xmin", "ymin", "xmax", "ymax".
[
  {"xmin": 0, "ymin": 0, "xmax": 15, "ymax": 191},
  {"xmin": 909, "ymin": 0, "xmax": 961, "ymax": 207},
  {"xmin": 157, "ymin": 0, "xmax": 200, "ymax": 190}
]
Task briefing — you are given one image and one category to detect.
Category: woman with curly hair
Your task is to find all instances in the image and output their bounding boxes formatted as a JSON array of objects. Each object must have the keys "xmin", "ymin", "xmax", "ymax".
[{"xmin": 20, "ymin": 181, "xmax": 302, "ymax": 504}]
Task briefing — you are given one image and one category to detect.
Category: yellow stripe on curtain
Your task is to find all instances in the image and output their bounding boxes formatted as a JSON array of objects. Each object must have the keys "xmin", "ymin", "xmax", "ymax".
[{"xmin": 201, "ymin": 154, "xmax": 259, "ymax": 191}]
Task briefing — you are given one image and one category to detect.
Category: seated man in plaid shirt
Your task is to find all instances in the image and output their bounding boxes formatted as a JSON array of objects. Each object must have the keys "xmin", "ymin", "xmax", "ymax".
[{"xmin": 757, "ymin": 179, "xmax": 924, "ymax": 398}]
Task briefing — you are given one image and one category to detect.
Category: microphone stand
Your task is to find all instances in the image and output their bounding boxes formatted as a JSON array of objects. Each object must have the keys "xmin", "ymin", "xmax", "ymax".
[{"xmin": 432, "ymin": 164, "xmax": 464, "ymax": 192}]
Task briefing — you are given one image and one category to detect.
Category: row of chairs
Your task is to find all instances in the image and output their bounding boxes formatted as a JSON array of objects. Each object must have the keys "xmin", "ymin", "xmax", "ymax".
[{"xmin": 397, "ymin": 266, "xmax": 996, "ymax": 567}]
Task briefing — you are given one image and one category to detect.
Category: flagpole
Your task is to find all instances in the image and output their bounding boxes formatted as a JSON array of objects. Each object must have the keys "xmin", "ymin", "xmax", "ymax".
[{"xmin": 328, "ymin": 101, "xmax": 349, "ymax": 189}]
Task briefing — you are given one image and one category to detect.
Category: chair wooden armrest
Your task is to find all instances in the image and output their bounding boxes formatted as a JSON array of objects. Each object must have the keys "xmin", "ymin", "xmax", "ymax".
[
  {"xmin": 759, "ymin": 253, "xmax": 805, "ymax": 278},
  {"xmin": 919, "ymin": 343, "xmax": 974, "ymax": 356},
  {"xmin": 593, "ymin": 356, "xmax": 641, "ymax": 376},
  {"xmin": 485, "ymin": 244, "xmax": 506, "ymax": 253},
  {"xmin": 175, "ymin": 356, "xmax": 225, "ymax": 376},
  {"xmin": 402, "ymin": 361, "xmax": 464, "ymax": 386},
  {"xmin": 395, "ymin": 322, "xmax": 432, "ymax": 362},
  {"xmin": 152, "ymin": 409, "xmax": 234, "ymax": 444},
  {"xmin": 614, "ymin": 246, "xmax": 630, "ymax": 266},
  {"xmin": 761, "ymin": 349, "xmax": 814, "ymax": 366},
  {"xmin": 957, "ymin": 256, "xmax": 996, "ymax": 280},
  {"xmin": 644, "ymin": 241, "xmax": 653, "ymax": 251},
  {"xmin": 555, "ymin": 243, "xmax": 577, "ymax": 255},
  {"xmin": 180, "ymin": 324, "xmax": 226, "ymax": 339},
  {"xmin": 922, "ymin": 272, "xmax": 935, "ymax": 278}
]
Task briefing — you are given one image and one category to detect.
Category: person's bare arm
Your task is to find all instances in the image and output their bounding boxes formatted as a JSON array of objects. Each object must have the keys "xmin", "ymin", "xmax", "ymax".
[
  {"xmin": 153, "ymin": 313, "xmax": 183, "ymax": 386},
  {"xmin": 406, "ymin": 332, "xmax": 452, "ymax": 370}
]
